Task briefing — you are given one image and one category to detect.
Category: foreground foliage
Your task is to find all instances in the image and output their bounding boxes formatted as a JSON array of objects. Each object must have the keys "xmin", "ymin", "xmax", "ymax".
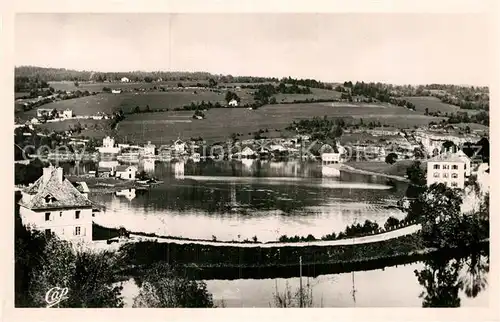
[{"xmin": 132, "ymin": 263, "xmax": 213, "ymax": 308}]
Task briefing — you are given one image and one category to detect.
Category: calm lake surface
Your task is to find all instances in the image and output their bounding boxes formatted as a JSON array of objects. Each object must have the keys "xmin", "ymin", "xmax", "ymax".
[
  {"xmin": 119, "ymin": 253, "xmax": 489, "ymax": 307},
  {"xmin": 68, "ymin": 159, "xmax": 408, "ymax": 241},
  {"xmin": 64, "ymin": 159, "xmax": 489, "ymax": 307}
]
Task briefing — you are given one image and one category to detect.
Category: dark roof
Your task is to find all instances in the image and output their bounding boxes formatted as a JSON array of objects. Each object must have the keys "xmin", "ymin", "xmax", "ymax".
[
  {"xmin": 19, "ymin": 167, "xmax": 92, "ymax": 210},
  {"xmin": 116, "ymin": 165, "xmax": 137, "ymax": 172}
]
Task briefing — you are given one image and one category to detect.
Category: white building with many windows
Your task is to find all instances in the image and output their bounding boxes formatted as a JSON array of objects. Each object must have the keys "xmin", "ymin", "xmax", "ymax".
[
  {"xmin": 18, "ymin": 166, "xmax": 95, "ymax": 243},
  {"xmin": 426, "ymin": 153, "xmax": 469, "ymax": 189}
]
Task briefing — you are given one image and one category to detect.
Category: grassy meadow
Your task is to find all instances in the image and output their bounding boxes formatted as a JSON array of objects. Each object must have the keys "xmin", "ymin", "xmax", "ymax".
[
  {"xmin": 15, "ymin": 90, "xmax": 254, "ymax": 120},
  {"xmin": 402, "ymin": 96, "xmax": 483, "ymax": 115},
  {"xmin": 273, "ymin": 88, "xmax": 342, "ymax": 103},
  {"xmin": 113, "ymin": 102, "xmax": 442, "ymax": 145},
  {"xmin": 48, "ymin": 80, "xmax": 211, "ymax": 92}
]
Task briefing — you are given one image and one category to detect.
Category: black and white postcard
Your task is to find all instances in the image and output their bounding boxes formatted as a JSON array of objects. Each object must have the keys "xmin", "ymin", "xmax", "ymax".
[{"xmin": 3, "ymin": 1, "xmax": 498, "ymax": 321}]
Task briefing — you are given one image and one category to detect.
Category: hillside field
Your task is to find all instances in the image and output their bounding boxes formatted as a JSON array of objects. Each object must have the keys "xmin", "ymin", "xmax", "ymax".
[
  {"xmin": 402, "ymin": 96, "xmax": 482, "ymax": 115},
  {"xmin": 274, "ymin": 88, "xmax": 342, "ymax": 103},
  {"xmin": 15, "ymin": 90, "xmax": 254, "ymax": 121},
  {"xmin": 111, "ymin": 102, "xmax": 443, "ymax": 145}
]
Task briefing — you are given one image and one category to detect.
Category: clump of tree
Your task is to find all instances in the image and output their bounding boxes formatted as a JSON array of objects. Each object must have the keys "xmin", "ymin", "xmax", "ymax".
[
  {"xmin": 385, "ymin": 152, "xmax": 398, "ymax": 164},
  {"xmin": 192, "ymin": 110, "xmax": 205, "ymax": 119},
  {"xmin": 208, "ymin": 78, "xmax": 217, "ymax": 88},
  {"xmin": 384, "ymin": 216, "xmax": 401, "ymax": 230},
  {"xmin": 110, "ymin": 109, "xmax": 125, "ymax": 130},
  {"xmin": 446, "ymin": 110, "xmax": 489, "ymax": 126},
  {"xmin": 407, "ymin": 183, "xmax": 488, "ymax": 249},
  {"xmin": 15, "ymin": 158, "xmax": 47, "ymax": 186},
  {"xmin": 405, "ymin": 161, "xmax": 427, "ymax": 199},
  {"xmin": 15, "ymin": 216, "xmax": 124, "ymax": 307},
  {"xmin": 225, "ymin": 91, "xmax": 241, "ymax": 103},
  {"xmin": 287, "ymin": 116, "xmax": 346, "ymax": 141},
  {"xmin": 174, "ymin": 100, "xmax": 223, "ymax": 111},
  {"xmin": 281, "ymin": 76, "xmax": 333, "ymax": 90}
]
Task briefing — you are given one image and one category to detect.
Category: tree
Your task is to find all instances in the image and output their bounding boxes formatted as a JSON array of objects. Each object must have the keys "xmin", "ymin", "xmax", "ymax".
[
  {"xmin": 424, "ymin": 108, "xmax": 429, "ymax": 116},
  {"xmin": 385, "ymin": 152, "xmax": 398, "ymax": 164},
  {"xmin": 413, "ymin": 147, "xmax": 425, "ymax": 159},
  {"xmin": 145, "ymin": 105, "xmax": 151, "ymax": 112},
  {"xmin": 406, "ymin": 161, "xmax": 426, "ymax": 186},
  {"xmin": 442, "ymin": 140, "xmax": 457, "ymax": 153},
  {"xmin": 133, "ymin": 263, "xmax": 213, "ymax": 308},
  {"xmin": 384, "ymin": 216, "xmax": 400, "ymax": 230},
  {"xmin": 16, "ymin": 224, "xmax": 124, "ymax": 307},
  {"xmin": 208, "ymin": 78, "xmax": 217, "ymax": 88},
  {"xmin": 225, "ymin": 91, "xmax": 240, "ymax": 103},
  {"xmin": 403, "ymin": 162, "xmax": 427, "ymax": 205},
  {"xmin": 74, "ymin": 81, "xmax": 80, "ymax": 87},
  {"xmin": 177, "ymin": 82, "xmax": 184, "ymax": 88},
  {"xmin": 409, "ymin": 183, "xmax": 464, "ymax": 248},
  {"xmin": 133, "ymin": 106, "xmax": 141, "ymax": 114},
  {"xmin": 144, "ymin": 77, "xmax": 153, "ymax": 83}
]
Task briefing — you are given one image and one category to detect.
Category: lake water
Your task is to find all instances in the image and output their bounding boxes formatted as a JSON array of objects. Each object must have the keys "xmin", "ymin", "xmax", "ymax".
[
  {"xmin": 119, "ymin": 252, "xmax": 489, "ymax": 308},
  {"xmin": 63, "ymin": 159, "xmax": 489, "ymax": 307},
  {"xmin": 69, "ymin": 159, "xmax": 408, "ymax": 242}
]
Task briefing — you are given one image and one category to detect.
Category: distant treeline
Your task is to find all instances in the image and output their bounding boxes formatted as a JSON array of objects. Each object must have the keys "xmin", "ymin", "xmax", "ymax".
[
  {"xmin": 15, "ymin": 66, "xmax": 216, "ymax": 82},
  {"xmin": 15, "ymin": 76, "xmax": 50, "ymax": 93},
  {"xmin": 430, "ymin": 110, "xmax": 490, "ymax": 127},
  {"xmin": 340, "ymin": 81, "xmax": 489, "ymax": 111}
]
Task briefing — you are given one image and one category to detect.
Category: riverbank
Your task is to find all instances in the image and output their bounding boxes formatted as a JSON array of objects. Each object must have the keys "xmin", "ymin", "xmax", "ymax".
[
  {"xmin": 92, "ymin": 222, "xmax": 421, "ymax": 247},
  {"xmin": 339, "ymin": 161, "xmax": 412, "ymax": 182}
]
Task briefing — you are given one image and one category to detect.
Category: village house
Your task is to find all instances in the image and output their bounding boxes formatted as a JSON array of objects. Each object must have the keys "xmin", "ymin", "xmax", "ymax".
[
  {"xmin": 228, "ymin": 99, "xmax": 238, "ymax": 107},
  {"xmin": 111, "ymin": 89, "xmax": 122, "ymax": 94},
  {"xmin": 117, "ymin": 143, "xmax": 130, "ymax": 150},
  {"xmin": 143, "ymin": 141, "xmax": 156, "ymax": 156},
  {"xmin": 97, "ymin": 167, "xmax": 113, "ymax": 178},
  {"xmin": 321, "ymin": 145, "xmax": 347, "ymax": 164},
  {"xmin": 426, "ymin": 152, "xmax": 470, "ymax": 189},
  {"xmin": 115, "ymin": 165, "xmax": 138, "ymax": 180},
  {"xmin": 173, "ymin": 139, "xmax": 186, "ymax": 154},
  {"xmin": 121, "ymin": 77, "xmax": 130, "ymax": 83},
  {"xmin": 60, "ymin": 109, "xmax": 73, "ymax": 119},
  {"xmin": 269, "ymin": 144, "xmax": 287, "ymax": 152},
  {"xmin": 98, "ymin": 136, "xmax": 120, "ymax": 154},
  {"xmin": 240, "ymin": 146, "xmax": 256, "ymax": 158},
  {"xmin": 18, "ymin": 166, "xmax": 94, "ymax": 243},
  {"xmin": 36, "ymin": 108, "xmax": 54, "ymax": 118}
]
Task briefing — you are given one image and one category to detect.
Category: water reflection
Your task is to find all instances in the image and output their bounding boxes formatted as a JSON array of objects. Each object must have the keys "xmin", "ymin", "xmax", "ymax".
[
  {"xmin": 142, "ymin": 159, "xmax": 155, "ymax": 173},
  {"xmin": 459, "ymin": 250, "xmax": 489, "ymax": 299},
  {"xmin": 85, "ymin": 160, "xmax": 408, "ymax": 241},
  {"xmin": 115, "ymin": 188, "xmax": 136, "ymax": 201},
  {"xmin": 414, "ymin": 249, "xmax": 489, "ymax": 307}
]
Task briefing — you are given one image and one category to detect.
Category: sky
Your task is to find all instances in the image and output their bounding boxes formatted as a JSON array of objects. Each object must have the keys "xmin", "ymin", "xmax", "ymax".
[{"xmin": 15, "ymin": 13, "xmax": 493, "ymax": 85}]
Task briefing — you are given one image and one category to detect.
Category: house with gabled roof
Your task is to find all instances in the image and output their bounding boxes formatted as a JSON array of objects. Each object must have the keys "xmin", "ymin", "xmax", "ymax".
[
  {"xmin": 18, "ymin": 166, "xmax": 94, "ymax": 242},
  {"xmin": 115, "ymin": 165, "xmax": 138, "ymax": 180}
]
